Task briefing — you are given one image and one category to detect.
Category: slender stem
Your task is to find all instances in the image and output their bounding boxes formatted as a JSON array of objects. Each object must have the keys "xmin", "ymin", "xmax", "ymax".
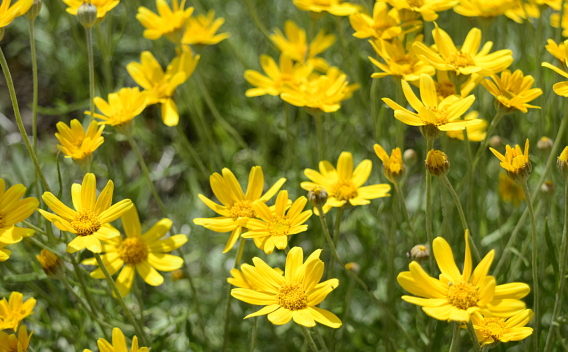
[
  {"xmin": 68, "ymin": 251, "xmax": 109, "ymax": 322},
  {"xmin": 425, "ymin": 139, "xmax": 434, "ymax": 273},
  {"xmin": 242, "ymin": 0, "xmax": 275, "ymax": 47},
  {"xmin": 463, "ymin": 130, "xmax": 474, "ymax": 226},
  {"xmin": 327, "ymin": 207, "xmax": 343, "ymax": 280},
  {"xmin": 94, "ymin": 253, "xmax": 149, "ymax": 346},
  {"xmin": 466, "ymin": 320, "xmax": 482, "ymax": 352},
  {"xmin": 29, "ymin": 18, "xmax": 39, "ymax": 196},
  {"xmin": 449, "ymin": 322, "xmax": 460, "ymax": 352},
  {"xmin": 394, "ymin": 183, "xmax": 419, "ymax": 244},
  {"xmin": 223, "ymin": 237, "xmax": 246, "ymax": 351},
  {"xmin": 314, "ymin": 113, "xmax": 324, "ymax": 162},
  {"xmin": 250, "ymin": 315, "xmax": 258, "ymax": 352},
  {"xmin": 0, "ymin": 46, "xmax": 51, "ymax": 192},
  {"xmin": 314, "ymin": 327, "xmax": 329, "ymax": 352},
  {"xmin": 175, "ymin": 123, "xmax": 211, "ymax": 178},
  {"xmin": 521, "ymin": 181, "xmax": 539, "ymax": 352},
  {"xmin": 299, "ymin": 326, "xmax": 319, "ymax": 352},
  {"xmin": 86, "ymin": 28, "xmax": 95, "ymax": 119},
  {"xmin": 544, "ymin": 181, "xmax": 568, "ymax": 352},
  {"xmin": 96, "ymin": 23, "xmax": 113, "ymax": 93}
]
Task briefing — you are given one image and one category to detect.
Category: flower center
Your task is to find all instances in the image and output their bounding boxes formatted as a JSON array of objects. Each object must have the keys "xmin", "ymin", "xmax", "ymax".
[
  {"xmin": 436, "ymin": 81, "xmax": 456, "ymax": 99},
  {"xmin": 446, "ymin": 51, "xmax": 475, "ymax": 69},
  {"xmin": 118, "ymin": 238, "xmax": 149, "ymax": 265},
  {"xmin": 277, "ymin": 282, "xmax": 308, "ymax": 311},
  {"xmin": 501, "ymin": 89, "xmax": 517, "ymax": 100},
  {"xmin": 387, "ymin": 161, "xmax": 403, "ymax": 175},
  {"xmin": 427, "ymin": 106, "xmax": 450, "ymax": 125},
  {"xmin": 229, "ymin": 200, "xmax": 256, "ymax": 221},
  {"xmin": 331, "ymin": 180, "xmax": 358, "ymax": 201},
  {"xmin": 71, "ymin": 210, "xmax": 101, "ymax": 237},
  {"xmin": 447, "ymin": 281, "xmax": 479, "ymax": 310},
  {"xmin": 154, "ymin": 83, "xmax": 171, "ymax": 100},
  {"xmin": 268, "ymin": 217, "xmax": 291, "ymax": 237},
  {"xmin": 477, "ymin": 317, "xmax": 509, "ymax": 341},
  {"xmin": 406, "ymin": 0, "xmax": 425, "ymax": 8}
]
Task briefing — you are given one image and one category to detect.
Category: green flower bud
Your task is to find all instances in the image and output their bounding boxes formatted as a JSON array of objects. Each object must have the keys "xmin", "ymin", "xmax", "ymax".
[{"xmin": 77, "ymin": 2, "xmax": 97, "ymax": 29}]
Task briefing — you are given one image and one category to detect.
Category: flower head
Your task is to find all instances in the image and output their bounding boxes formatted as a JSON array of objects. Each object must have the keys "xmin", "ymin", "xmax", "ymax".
[
  {"xmin": 307, "ymin": 186, "xmax": 328, "ymax": 208},
  {"xmin": 63, "ymin": 0, "xmax": 118, "ymax": 19},
  {"xmin": 407, "ymin": 244, "xmax": 430, "ymax": 263},
  {"xmin": 244, "ymin": 55, "xmax": 312, "ymax": 97},
  {"xmin": 454, "ymin": 0, "xmax": 513, "ymax": 18},
  {"xmin": 228, "ymin": 266, "xmax": 283, "ymax": 289},
  {"xmin": 498, "ymin": 172, "xmax": 525, "ymax": 205},
  {"xmin": 551, "ymin": 4, "xmax": 568, "ymax": 37},
  {"xmin": 0, "ymin": 0, "xmax": 32, "ymax": 28},
  {"xmin": 471, "ymin": 309, "xmax": 533, "ymax": 347},
  {"xmin": 181, "ymin": 10, "xmax": 229, "ymax": 46},
  {"xmin": 374, "ymin": 144, "xmax": 405, "ymax": 183},
  {"xmin": 0, "ymin": 325, "xmax": 32, "ymax": 352},
  {"xmin": 490, "ymin": 139, "xmax": 531, "ymax": 183},
  {"xmin": 127, "ymin": 51, "xmax": 199, "ymax": 126},
  {"xmin": 384, "ymin": 0, "xmax": 458, "ymax": 21},
  {"xmin": 546, "ymin": 38, "xmax": 566, "ymax": 64},
  {"xmin": 398, "ymin": 230, "xmax": 530, "ymax": 322},
  {"xmin": 413, "ymin": 24, "xmax": 513, "ymax": 77},
  {"xmin": 446, "ymin": 111, "xmax": 487, "ymax": 142},
  {"xmin": 193, "ymin": 166, "xmax": 286, "ymax": 253},
  {"xmin": 84, "ymin": 327, "xmax": 149, "ymax": 352},
  {"xmin": 301, "ymin": 151, "xmax": 391, "ymax": 214},
  {"xmin": 542, "ymin": 41, "xmax": 568, "ymax": 97},
  {"xmin": 36, "ymin": 249, "xmax": 63, "ymax": 279},
  {"xmin": 0, "ymin": 292, "xmax": 36, "ymax": 331},
  {"xmin": 425, "ymin": 149, "xmax": 450, "ymax": 176},
  {"xmin": 87, "ymin": 88, "xmax": 148, "ymax": 135},
  {"xmin": 136, "ymin": 0, "xmax": 194, "ymax": 44},
  {"xmin": 435, "ymin": 70, "xmax": 482, "ymax": 102},
  {"xmin": 481, "ymin": 70, "xmax": 542, "ymax": 114},
  {"xmin": 38, "ymin": 173, "xmax": 133, "ymax": 253},
  {"xmin": 56, "ymin": 119, "xmax": 104, "ymax": 164},
  {"xmin": 242, "ymin": 191, "xmax": 312, "ymax": 254},
  {"xmin": 292, "ymin": 0, "xmax": 358, "ymax": 16},
  {"xmin": 231, "ymin": 247, "xmax": 342, "ymax": 328},
  {"xmin": 82, "ymin": 205, "xmax": 187, "ymax": 297},
  {"xmin": 349, "ymin": 2, "xmax": 421, "ymax": 40},
  {"xmin": 558, "ymin": 146, "xmax": 568, "ymax": 178}
]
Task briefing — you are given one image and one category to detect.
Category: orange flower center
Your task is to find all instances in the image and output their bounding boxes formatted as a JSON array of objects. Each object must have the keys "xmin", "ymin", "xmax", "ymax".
[
  {"xmin": 331, "ymin": 180, "xmax": 358, "ymax": 201},
  {"xmin": 447, "ymin": 281, "xmax": 479, "ymax": 310},
  {"xmin": 268, "ymin": 217, "xmax": 291, "ymax": 237},
  {"xmin": 71, "ymin": 210, "xmax": 101, "ymax": 237},
  {"xmin": 118, "ymin": 238, "xmax": 149, "ymax": 265},
  {"xmin": 477, "ymin": 317, "xmax": 509, "ymax": 341},
  {"xmin": 229, "ymin": 200, "xmax": 256, "ymax": 221},
  {"xmin": 426, "ymin": 106, "xmax": 450, "ymax": 125},
  {"xmin": 406, "ymin": 0, "xmax": 425, "ymax": 8},
  {"xmin": 446, "ymin": 51, "xmax": 475, "ymax": 69},
  {"xmin": 154, "ymin": 82, "xmax": 171, "ymax": 100},
  {"xmin": 277, "ymin": 282, "xmax": 308, "ymax": 311},
  {"xmin": 393, "ymin": 57, "xmax": 417, "ymax": 75},
  {"xmin": 436, "ymin": 81, "xmax": 455, "ymax": 99}
]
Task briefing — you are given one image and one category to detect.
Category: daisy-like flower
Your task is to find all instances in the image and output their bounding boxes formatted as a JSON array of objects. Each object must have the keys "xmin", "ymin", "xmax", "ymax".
[
  {"xmin": 300, "ymin": 151, "xmax": 391, "ymax": 214},
  {"xmin": 281, "ymin": 67, "xmax": 359, "ymax": 114},
  {"xmin": 38, "ymin": 173, "xmax": 133, "ymax": 254},
  {"xmin": 0, "ymin": 326, "xmax": 32, "ymax": 352},
  {"xmin": 350, "ymin": 2, "xmax": 421, "ymax": 40},
  {"xmin": 83, "ymin": 205, "xmax": 187, "ymax": 297},
  {"xmin": 559, "ymin": 146, "xmax": 568, "ymax": 178},
  {"xmin": 193, "ymin": 166, "xmax": 286, "ymax": 253},
  {"xmin": 481, "ymin": 70, "xmax": 542, "ymax": 114},
  {"xmin": 0, "ymin": 0, "xmax": 32, "ymax": 28},
  {"xmin": 86, "ymin": 88, "xmax": 148, "ymax": 135},
  {"xmin": 498, "ymin": 172, "xmax": 525, "ymax": 205},
  {"xmin": 0, "ymin": 179, "xmax": 38, "ymax": 262},
  {"xmin": 231, "ymin": 247, "xmax": 342, "ymax": 328},
  {"xmin": 551, "ymin": 4, "xmax": 568, "ymax": 37},
  {"xmin": 127, "ymin": 51, "xmax": 199, "ymax": 127},
  {"xmin": 384, "ymin": 0, "xmax": 458, "ymax": 21},
  {"xmin": 0, "ymin": 292, "xmax": 36, "ymax": 331},
  {"xmin": 270, "ymin": 20, "xmax": 335, "ymax": 73},
  {"xmin": 504, "ymin": 0, "xmax": 540, "ymax": 23},
  {"xmin": 84, "ymin": 327, "xmax": 148, "ymax": 352},
  {"xmin": 453, "ymin": 0, "xmax": 513, "ymax": 18},
  {"xmin": 542, "ymin": 41, "xmax": 568, "ymax": 97},
  {"xmin": 181, "ymin": 10, "xmax": 229, "ymax": 46},
  {"xmin": 382, "ymin": 74, "xmax": 479, "ymax": 140},
  {"xmin": 292, "ymin": 0, "xmax": 358, "ymax": 16},
  {"xmin": 490, "ymin": 139, "xmax": 531, "ymax": 183},
  {"xmin": 413, "ymin": 24, "xmax": 513, "ymax": 77},
  {"xmin": 546, "ymin": 39, "xmax": 566, "ymax": 64},
  {"xmin": 36, "ymin": 249, "xmax": 63, "ymax": 279},
  {"xmin": 374, "ymin": 144, "xmax": 405, "ymax": 183},
  {"xmin": 242, "ymin": 191, "xmax": 312, "ymax": 255},
  {"xmin": 369, "ymin": 35, "xmax": 435, "ymax": 82},
  {"xmin": 63, "ymin": 0, "xmax": 118, "ymax": 19},
  {"xmin": 56, "ymin": 119, "xmax": 104, "ymax": 166},
  {"xmin": 446, "ymin": 111, "xmax": 487, "ymax": 142},
  {"xmin": 244, "ymin": 55, "xmax": 312, "ymax": 97},
  {"xmin": 434, "ymin": 70, "xmax": 482, "ymax": 102},
  {"xmin": 228, "ymin": 266, "xmax": 283, "ymax": 289},
  {"xmin": 471, "ymin": 309, "xmax": 533, "ymax": 347},
  {"xmin": 136, "ymin": 0, "xmax": 194, "ymax": 44},
  {"xmin": 398, "ymin": 230, "xmax": 530, "ymax": 322}
]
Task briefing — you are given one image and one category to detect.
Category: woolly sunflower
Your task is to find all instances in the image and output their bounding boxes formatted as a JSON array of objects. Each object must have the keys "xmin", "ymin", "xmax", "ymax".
[
  {"xmin": 244, "ymin": 55, "xmax": 312, "ymax": 97},
  {"xmin": 545, "ymin": 38, "xmax": 566, "ymax": 64},
  {"xmin": 349, "ymin": 2, "xmax": 421, "ymax": 40},
  {"xmin": 0, "ymin": 0, "xmax": 32, "ymax": 27},
  {"xmin": 471, "ymin": 309, "xmax": 533, "ymax": 347},
  {"xmin": 0, "ymin": 326, "xmax": 32, "ymax": 352},
  {"xmin": 490, "ymin": 139, "xmax": 531, "ymax": 179},
  {"xmin": 181, "ymin": 10, "xmax": 229, "ymax": 46},
  {"xmin": 56, "ymin": 119, "xmax": 104, "ymax": 165},
  {"xmin": 374, "ymin": 144, "xmax": 405, "ymax": 183},
  {"xmin": 63, "ymin": 0, "xmax": 118, "ymax": 19},
  {"xmin": 0, "ymin": 292, "xmax": 36, "ymax": 331},
  {"xmin": 292, "ymin": 0, "xmax": 358, "ymax": 16},
  {"xmin": 453, "ymin": 0, "xmax": 512, "ymax": 18},
  {"xmin": 84, "ymin": 327, "xmax": 148, "ymax": 352},
  {"xmin": 136, "ymin": 0, "xmax": 194, "ymax": 44},
  {"xmin": 481, "ymin": 70, "xmax": 542, "ymax": 113},
  {"xmin": 542, "ymin": 44, "xmax": 568, "ymax": 97},
  {"xmin": 228, "ymin": 266, "xmax": 283, "ymax": 289},
  {"xmin": 551, "ymin": 4, "xmax": 568, "ymax": 37},
  {"xmin": 87, "ymin": 88, "xmax": 148, "ymax": 134},
  {"xmin": 384, "ymin": 0, "xmax": 458, "ymax": 21}
]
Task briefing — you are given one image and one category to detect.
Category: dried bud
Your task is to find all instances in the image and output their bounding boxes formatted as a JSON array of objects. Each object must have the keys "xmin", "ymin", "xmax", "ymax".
[
  {"xmin": 308, "ymin": 186, "xmax": 328, "ymax": 208},
  {"xmin": 425, "ymin": 150, "xmax": 450, "ymax": 177},
  {"xmin": 25, "ymin": 0, "xmax": 42, "ymax": 20},
  {"xmin": 36, "ymin": 249, "xmax": 63, "ymax": 279},
  {"xmin": 345, "ymin": 262, "xmax": 360, "ymax": 274},
  {"xmin": 558, "ymin": 147, "xmax": 568, "ymax": 179},
  {"xmin": 537, "ymin": 137, "xmax": 553, "ymax": 155},
  {"xmin": 541, "ymin": 180, "xmax": 556, "ymax": 194},
  {"xmin": 403, "ymin": 149, "xmax": 417, "ymax": 167},
  {"xmin": 77, "ymin": 2, "xmax": 97, "ymax": 29},
  {"xmin": 407, "ymin": 244, "xmax": 430, "ymax": 263},
  {"xmin": 489, "ymin": 136, "xmax": 503, "ymax": 149},
  {"xmin": 171, "ymin": 269, "xmax": 185, "ymax": 282}
]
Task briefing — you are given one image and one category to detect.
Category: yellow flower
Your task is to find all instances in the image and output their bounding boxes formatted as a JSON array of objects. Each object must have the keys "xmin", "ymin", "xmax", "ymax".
[
  {"xmin": 244, "ymin": 55, "xmax": 312, "ymax": 97},
  {"xmin": 242, "ymin": 191, "xmax": 312, "ymax": 255},
  {"xmin": 425, "ymin": 149, "xmax": 450, "ymax": 177},
  {"xmin": 453, "ymin": 0, "xmax": 513, "ymax": 18},
  {"xmin": 87, "ymin": 88, "xmax": 148, "ymax": 133},
  {"xmin": 228, "ymin": 266, "xmax": 284, "ymax": 289},
  {"xmin": 471, "ymin": 309, "xmax": 533, "ymax": 347},
  {"xmin": 292, "ymin": 0, "xmax": 358, "ymax": 16},
  {"xmin": 498, "ymin": 172, "xmax": 525, "ymax": 205},
  {"xmin": 382, "ymin": 74, "xmax": 479, "ymax": 140},
  {"xmin": 181, "ymin": 10, "xmax": 229, "ymax": 46},
  {"xmin": 374, "ymin": 144, "xmax": 405, "ymax": 183},
  {"xmin": 551, "ymin": 4, "xmax": 568, "ymax": 36},
  {"xmin": 0, "ymin": 0, "xmax": 32, "ymax": 27},
  {"xmin": 434, "ymin": 70, "xmax": 482, "ymax": 102},
  {"xmin": 546, "ymin": 39, "xmax": 566, "ymax": 63},
  {"xmin": 300, "ymin": 151, "xmax": 391, "ymax": 214},
  {"xmin": 281, "ymin": 67, "xmax": 359, "ymax": 113},
  {"xmin": 0, "ymin": 292, "xmax": 36, "ymax": 331},
  {"xmin": 36, "ymin": 249, "xmax": 63, "ymax": 278},
  {"xmin": 349, "ymin": 2, "xmax": 421, "ymax": 40},
  {"xmin": 63, "ymin": 0, "xmax": 119, "ymax": 19},
  {"xmin": 536, "ymin": 0, "xmax": 561, "ymax": 9},
  {"xmin": 0, "ymin": 326, "xmax": 32, "ymax": 352},
  {"xmin": 38, "ymin": 173, "xmax": 133, "ymax": 254},
  {"xmin": 446, "ymin": 111, "xmax": 487, "ymax": 142},
  {"xmin": 56, "ymin": 119, "xmax": 104, "ymax": 163},
  {"xmin": 369, "ymin": 35, "xmax": 435, "ymax": 82},
  {"xmin": 481, "ymin": 70, "xmax": 542, "ymax": 113},
  {"xmin": 136, "ymin": 0, "xmax": 194, "ymax": 44},
  {"xmin": 413, "ymin": 24, "xmax": 513, "ymax": 77},
  {"xmin": 270, "ymin": 20, "xmax": 335, "ymax": 72},
  {"xmin": 542, "ymin": 41, "xmax": 568, "ymax": 97},
  {"xmin": 84, "ymin": 327, "xmax": 149, "ymax": 352},
  {"xmin": 127, "ymin": 51, "xmax": 199, "ymax": 126},
  {"xmin": 490, "ymin": 139, "xmax": 531, "ymax": 182},
  {"xmin": 384, "ymin": 0, "xmax": 458, "ymax": 21},
  {"xmin": 82, "ymin": 205, "xmax": 187, "ymax": 297},
  {"xmin": 504, "ymin": 0, "xmax": 540, "ymax": 23},
  {"xmin": 398, "ymin": 230, "xmax": 530, "ymax": 322},
  {"xmin": 193, "ymin": 166, "xmax": 286, "ymax": 253},
  {"xmin": 231, "ymin": 247, "xmax": 342, "ymax": 328},
  {"xmin": 558, "ymin": 146, "xmax": 568, "ymax": 178},
  {"xmin": 0, "ymin": 179, "xmax": 38, "ymax": 262}
]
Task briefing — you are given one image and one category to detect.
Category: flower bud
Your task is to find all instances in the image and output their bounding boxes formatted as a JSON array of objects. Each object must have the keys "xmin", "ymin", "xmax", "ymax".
[
  {"xmin": 489, "ymin": 136, "xmax": 502, "ymax": 149},
  {"xmin": 403, "ymin": 149, "xmax": 417, "ymax": 167},
  {"xmin": 419, "ymin": 124, "xmax": 442, "ymax": 142},
  {"xmin": 25, "ymin": 0, "xmax": 42, "ymax": 20},
  {"xmin": 171, "ymin": 269, "xmax": 185, "ymax": 282},
  {"xmin": 425, "ymin": 150, "xmax": 450, "ymax": 177},
  {"xmin": 77, "ymin": 2, "xmax": 97, "ymax": 29},
  {"xmin": 558, "ymin": 146, "xmax": 568, "ymax": 179},
  {"xmin": 537, "ymin": 137, "xmax": 553, "ymax": 155},
  {"xmin": 541, "ymin": 180, "xmax": 556, "ymax": 194},
  {"xmin": 407, "ymin": 244, "xmax": 430, "ymax": 263},
  {"xmin": 345, "ymin": 262, "xmax": 360, "ymax": 274},
  {"xmin": 36, "ymin": 249, "xmax": 63, "ymax": 279},
  {"xmin": 308, "ymin": 186, "xmax": 328, "ymax": 209}
]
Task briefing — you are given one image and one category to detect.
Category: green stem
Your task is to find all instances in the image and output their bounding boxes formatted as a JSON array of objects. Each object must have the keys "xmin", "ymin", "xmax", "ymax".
[
  {"xmin": 223, "ymin": 237, "xmax": 246, "ymax": 351},
  {"xmin": 86, "ymin": 27, "xmax": 95, "ymax": 119},
  {"xmin": 299, "ymin": 326, "xmax": 319, "ymax": 352},
  {"xmin": 425, "ymin": 139, "xmax": 434, "ymax": 273},
  {"xmin": 243, "ymin": 0, "xmax": 275, "ymax": 48},
  {"xmin": 314, "ymin": 327, "xmax": 329, "ymax": 352},
  {"xmin": 327, "ymin": 207, "xmax": 343, "ymax": 280},
  {"xmin": 29, "ymin": 18, "xmax": 39, "ymax": 197},
  {"xmin": 394, "ymin": 182, "xmax": 420, "ymax": 244},
  {"xmin": 94, "ymin": 253, "xmax": 149, "ymax": 347},
  {"xmin": 314, "ymin": 113, "xmax": 324, "ymax": 162},
  {"xmin": 250, "ymin": 315, "xmax": 258, "ymax": 352},
  {"xmin": 464, "ymin": 130, "xmax": 474, "ymax": 227},
  {"xmin": 96, "ymin": 23, "xmax": 113, "ymax": 93},
  {"xmin": 175, "ymin": 123, "xmax": 210, "ymax": 178},
  {"xmin": 466, "ymin": 320, "xmax": 482, "ymax": 352},
  {"xmin": 449, "ymin": 322, "xmax": 460, "ymax": 352}
]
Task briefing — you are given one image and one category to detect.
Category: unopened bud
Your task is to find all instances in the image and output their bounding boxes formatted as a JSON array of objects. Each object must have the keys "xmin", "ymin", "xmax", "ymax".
[
  {"xmin": 171, "ymin": 269, "xmax": 185, "ymax": 282},
  {"xmin": 425, "ymin": 150, "xmax": 450, "ymax": 177},
  {"xmin": 407, "ymin": 244, "xmax": 430, "ymax": 263},
  {"xmin": 36, "ymin": 249, "xmax": 63, "ymax": 279},
  {"xmin": 403, "ymin": 149, "xmax": 417, "ymax": 167},
  {"xmin": 541, "ymin": 180, "xmax": 556, "ymax": 194},
  {"xmin": 558, "ymin": 147, "xmax": 568, "ymax": 179},
  {"xmin": 345, "ymin": 262, "xmax": 360, "ymax": 274},
  {"xmin": 489, "ymin": 136, "xmax": 503, "ymax": 149},
  {"xmin": 308, "ymin": 186, "xmax": 328, "ymax": 208},
  {"xmin": 537, "ymin": 137, "xmax": 553, "ymax": 155},
  {"xmin": 77, "ymin": 2, "xmax": 97, "ymax": 29},
  {"xmin": 25, "ymin": 0, "xmax": 42, "ymax": 20}
]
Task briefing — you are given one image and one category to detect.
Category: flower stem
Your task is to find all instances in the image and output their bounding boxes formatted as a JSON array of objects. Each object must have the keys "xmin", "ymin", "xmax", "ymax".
[
  {"xmin": 327, "ymin": 207, "xmax": 344, "ymax": 280},
  {"xmin": 449, "ymin": 322, "xmax": 460, "ymax": 352},
  {"xmin": 223, "ymin": 237, "xmax": 246, "ymax": 351},
  {"xmin": 29, "ymin": 18, "xmax": 39, "ymax": 196},
  {"xmin": 466, "ymin": 320, "xmax": 481, "ymax": 352},
  {"xmin": 425, "ymin": 139, "xmax": 434, "ymax": 273},
  {"xmin": 394, "ymin": 182, "xmax": 419, "ymax": 244},
  {"xmin": 96, "ymin": 23, "xmax": 113, "ymax": 93},
  {"xmin": 86, "ymin": 27, "xmax": 95, "ymax": 119},
  {"xmin": 314, "ymin": 113, "xmax": 324, "ymax": 162},
  {"xmin": 463, "ymin": 130, "xmax": 474, "ymax": 225},
  {"xmin": 250, "ymin": 314, "xmax": 258, "ymax": 352},
  {"xmin": 243, "ymin": 0, "xmax": 275, "ymax": 47},
  {"xmin": 521, "ymin": 181, "xmax": 539, "ymax": 352},
  {"xmin": 314, "ymin": 327, "xmax": 329, "ymax": 352},
  {"xmin": 299, "ymin": 326, "xmax": 319, "ymax": 352},
  {"xmin": 94, "ymin": 253, "xmax": 149, "ymax": 347},
  {"xmin": 175, "ymin": 123, "xmax": 211, "ymax": 178}
]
